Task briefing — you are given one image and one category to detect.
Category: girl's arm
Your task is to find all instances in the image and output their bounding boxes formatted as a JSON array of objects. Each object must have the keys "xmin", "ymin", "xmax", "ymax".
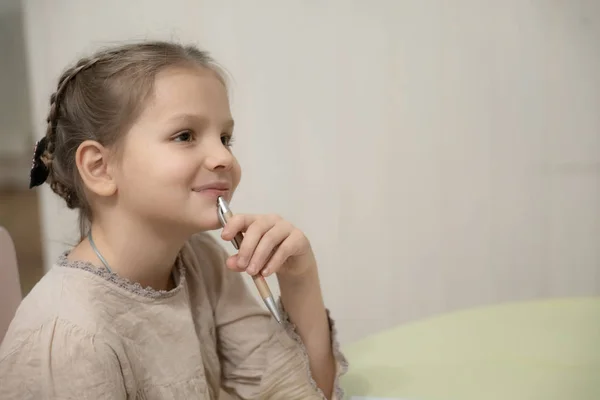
[
  {"xmin": 278, "ymin": 267, "xmax": 336, "ymax": 398},
  {"xmin": 220, "ymin": 214, "xmax": 342, "ymax": 398},
  {"xmin": 192, "ymin": 233, "xmax": 347, "ymax": 399}
]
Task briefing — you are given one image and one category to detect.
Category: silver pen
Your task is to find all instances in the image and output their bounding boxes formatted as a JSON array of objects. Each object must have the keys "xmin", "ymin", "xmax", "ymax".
[{"xmin": 217, "ymin": 196, "xmax": 283, "ymax": 323}]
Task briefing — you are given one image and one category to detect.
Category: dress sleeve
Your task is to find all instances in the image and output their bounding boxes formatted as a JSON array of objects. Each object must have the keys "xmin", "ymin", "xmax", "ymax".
[
  {"xmin": 0, "ymin": 317, "xmax": 127, "ymax": 400},
  {"xmin": 191, "ymin": 234, "xmax": 348, "ymax": 400}
]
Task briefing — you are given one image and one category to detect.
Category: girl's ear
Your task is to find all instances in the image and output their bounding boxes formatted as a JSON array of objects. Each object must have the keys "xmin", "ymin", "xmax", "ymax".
[{"xmin": 75, "ymin": 140, "xmax": 117, "ymax": 197}]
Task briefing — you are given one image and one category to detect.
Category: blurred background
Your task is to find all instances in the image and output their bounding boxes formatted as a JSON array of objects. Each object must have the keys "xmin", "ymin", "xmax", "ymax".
[
  {"xmin": 0, "ymin": 0, "xmax": 44, "ymax": 295},
  {"xmin": 1, "ymin": 0, "xmax": 599, "ymax": 348}
]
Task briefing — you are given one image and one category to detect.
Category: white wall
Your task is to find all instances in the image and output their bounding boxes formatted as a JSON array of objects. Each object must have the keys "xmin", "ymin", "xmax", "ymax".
[{"xmin": 23, "ymin": 0, "xmax": 600, "ymax": 344}]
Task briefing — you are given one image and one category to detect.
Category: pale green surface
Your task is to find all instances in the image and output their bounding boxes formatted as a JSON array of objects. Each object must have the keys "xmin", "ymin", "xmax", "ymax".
[{"xmin": 341, "ymin": 297, "xmax": 600, "ymax": 400}]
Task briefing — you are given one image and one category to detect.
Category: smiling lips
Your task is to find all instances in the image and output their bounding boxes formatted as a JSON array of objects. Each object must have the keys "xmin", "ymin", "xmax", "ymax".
[{"xmin": 192, "ymin": 181, "xmax": 231, "ymax": 197}]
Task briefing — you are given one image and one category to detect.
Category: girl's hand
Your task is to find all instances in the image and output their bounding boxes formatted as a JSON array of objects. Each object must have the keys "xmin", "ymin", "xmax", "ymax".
[{"xmin": 220, "ymin": 214, "xmax": 317, "ymax": 278}]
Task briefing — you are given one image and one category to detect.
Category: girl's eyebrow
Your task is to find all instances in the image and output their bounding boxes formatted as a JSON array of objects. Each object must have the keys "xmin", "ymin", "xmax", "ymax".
[{"xmin": 166, "ymin": 113, "xmax": 235, "ymax": 129}]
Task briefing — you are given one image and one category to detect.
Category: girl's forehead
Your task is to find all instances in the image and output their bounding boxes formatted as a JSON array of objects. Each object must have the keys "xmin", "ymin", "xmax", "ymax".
[{"xmin": 141, "ymin": 67, "xmax": 231, "ymax": 122}]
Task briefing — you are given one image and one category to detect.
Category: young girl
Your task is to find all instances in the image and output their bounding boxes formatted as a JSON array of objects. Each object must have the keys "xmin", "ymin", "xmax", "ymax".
[{"xmin": 0, "ymin": 41, "xmax": 347, "ymax": 399}]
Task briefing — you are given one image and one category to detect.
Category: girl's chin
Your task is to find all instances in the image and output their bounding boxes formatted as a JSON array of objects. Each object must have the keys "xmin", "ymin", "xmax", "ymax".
[{"xmin": 188, "ymin": 215, "xmax": 223, "ymax": 233}]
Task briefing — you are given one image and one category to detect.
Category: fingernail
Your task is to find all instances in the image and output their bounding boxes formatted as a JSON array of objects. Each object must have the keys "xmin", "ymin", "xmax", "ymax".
[{"xmin": 261, "ymin": 269, "xmax": 269, "ymax": 277}]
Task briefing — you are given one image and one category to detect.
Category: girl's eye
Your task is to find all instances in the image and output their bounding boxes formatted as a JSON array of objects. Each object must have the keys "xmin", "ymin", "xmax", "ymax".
[
  {"xmin": 173, "ymin": 130, "xmax": 194, "ymax": 143},
  {"xmin": 221, "ymin": 134, "xmax": 235, "ymax": 147}
]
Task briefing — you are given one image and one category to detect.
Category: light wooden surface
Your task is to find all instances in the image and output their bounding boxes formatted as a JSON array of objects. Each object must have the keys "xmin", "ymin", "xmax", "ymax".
[{"xmin": 341, "ymin": 297, "xmax": 600, "ymax": 400}]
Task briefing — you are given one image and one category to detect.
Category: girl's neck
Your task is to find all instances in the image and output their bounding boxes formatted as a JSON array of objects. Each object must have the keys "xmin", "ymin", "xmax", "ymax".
[{"xmin": 69, "ymin": 214, "xmax": 189, "ymax": 291}]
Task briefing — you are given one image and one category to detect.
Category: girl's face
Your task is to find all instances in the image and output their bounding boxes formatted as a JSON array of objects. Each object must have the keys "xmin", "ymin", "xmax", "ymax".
[{"xmin": 114, "ymin": 66, "xmax": 241, "ymax": 234}]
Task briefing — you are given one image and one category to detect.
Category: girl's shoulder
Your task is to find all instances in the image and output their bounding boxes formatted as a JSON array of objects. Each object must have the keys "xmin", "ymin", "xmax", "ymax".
[
  {"xmin": 0, "ymin": 268, "xmax": 126, "ymax": 398},
  {"xmin": 0, "ymin": 266, "xmax": 116, "ymax": 357}
]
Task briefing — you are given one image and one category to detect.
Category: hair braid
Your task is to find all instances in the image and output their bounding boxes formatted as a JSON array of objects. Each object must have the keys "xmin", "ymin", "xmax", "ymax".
[
  {"xmin": 44, "ymin": 57, "xmax": 101, "ymax": 158},
  {"xmin": 42, "ymin": 57, "xmax": 101, "ymax": 207}
]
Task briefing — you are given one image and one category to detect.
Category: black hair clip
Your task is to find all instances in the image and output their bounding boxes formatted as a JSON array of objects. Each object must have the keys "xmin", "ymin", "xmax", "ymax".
[{"xmin": 29, "ymin": 137, "xmax": 50, "ymax": 189}]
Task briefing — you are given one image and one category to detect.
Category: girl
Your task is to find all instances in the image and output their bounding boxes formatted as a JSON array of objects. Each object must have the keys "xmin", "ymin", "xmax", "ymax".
[{"xmin": 0, "ymin": 41, "xmax": 347, "ymax": 399}]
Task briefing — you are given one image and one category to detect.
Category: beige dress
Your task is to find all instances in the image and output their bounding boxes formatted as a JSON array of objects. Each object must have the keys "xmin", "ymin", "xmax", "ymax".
[{"xmin": 0, "ymin": 233, "xmax": 347, "ymax": 399}]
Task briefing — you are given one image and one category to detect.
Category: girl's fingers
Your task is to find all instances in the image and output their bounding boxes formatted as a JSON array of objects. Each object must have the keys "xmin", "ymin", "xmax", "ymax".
[
  {"xmin": 260, "ymin": 229, "xmax": 303, "ymax": 277},
  {"xmin": 221, "ymin": 214, "xmax": 275, "ymax": 240},
  {"xmin": 220, "ymin": 213, "xmax": 308, "ymax": 276},
  {"xmin": 246, "ymin": 220, "xmax": 293, "ymax": 276},
  {"xmin": 225, "ymin": 254, "xmax": 246, "ymax": 272},
  {"xmin": 234, "ymin": 217, "xmax": 277, "ymax": 268},
  {"xmin": 220, "ymin": 214, "xmax": 252, "ymax": 241}
]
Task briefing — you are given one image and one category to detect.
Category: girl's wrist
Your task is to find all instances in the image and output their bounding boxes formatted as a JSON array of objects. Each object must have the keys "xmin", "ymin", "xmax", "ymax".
[{"xmin": 277, "ymin": 255, "xmax": 319, "ymax": 287}]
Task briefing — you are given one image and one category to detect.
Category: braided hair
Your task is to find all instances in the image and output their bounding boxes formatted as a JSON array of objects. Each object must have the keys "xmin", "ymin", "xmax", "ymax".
[{"xmin": 40, "ymin": 57, "xmax": 101, "ymax": 207}]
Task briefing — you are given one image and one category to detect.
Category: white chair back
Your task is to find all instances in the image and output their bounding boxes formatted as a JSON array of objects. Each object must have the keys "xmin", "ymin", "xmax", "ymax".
[{"xmin": 0, "ymin": 226, "xmax": 22, "ymax": 342}]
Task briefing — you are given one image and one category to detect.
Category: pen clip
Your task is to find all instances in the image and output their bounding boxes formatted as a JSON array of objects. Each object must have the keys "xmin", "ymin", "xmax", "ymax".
[
  {"xmin": 217, "ymin": 196, "xmax": 242, "ymax": 250},
  {"xmin": 217, "ymin": 196, "xmax": 230, "ymax": 228},
  {"xmin": 217, "ymin": 205, "xmax": 227, "ymax": 228}
]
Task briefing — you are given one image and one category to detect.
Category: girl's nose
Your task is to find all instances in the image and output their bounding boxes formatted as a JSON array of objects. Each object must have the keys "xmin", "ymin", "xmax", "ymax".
[{"xmin": 204, "ymin": 139, "xmax": 234, "ymax": 171}]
